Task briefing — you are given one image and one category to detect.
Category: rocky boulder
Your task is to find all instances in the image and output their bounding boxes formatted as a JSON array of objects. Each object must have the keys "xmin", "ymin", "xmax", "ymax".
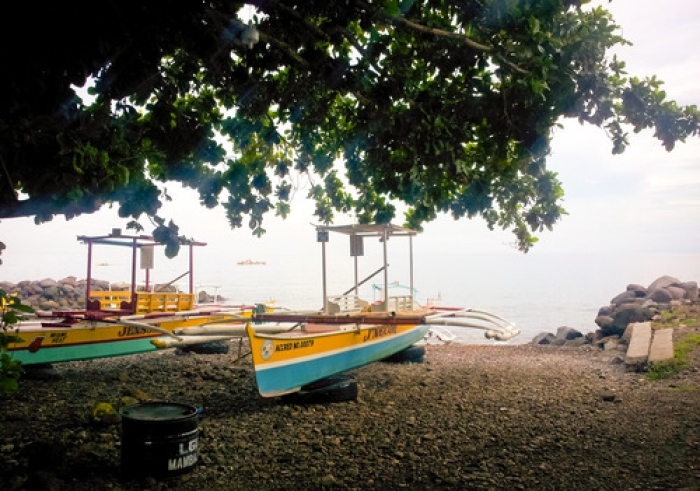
[
  {"xmin": 556, "ymin": 326, "xmax": 583, "ymax": 341},
  {"xmin": 647, "ymin": 276, "xmax": 681, "ymax": 291},
  {"xmin": 667, "ymin": 286, "xmax": 687, "ymax": 300},
  {"xmin": 531, "ymin": 332, "xmax": 557, "ymax": 345},
  {"xmin": 626, "ymin": 284, "xmax": 648, "ymax": 297},
  {"xmin": 611, "ymin": 291, "xmax": 638, "ymax": 307},
  {"xmin": 596, "ymin": 275, "xmax": 699, "ymax": 335},
  {"xmin": 609, "ymin": 304, "xmax": 653, "ymax": 336},
  {"xmin": 530, "ymin": 327, "xmax": 585, "ymax": 346},
  {"xmin": 597, "ymin": 305, "xmax": 614, "ymax": 317},
  {"xmin": 199, "ymin": 291, "xmax": 215, "ymax": 303},
  {"xmin": 648, "ymin": 288, "xmax": 674, "ymax": 303},
  {"xmin": 39, "ymin": 278, "xmax": 58, "ymax": 288},
  {"xmin": 682, "ymin": 281, "xmax": 699, "ymax": 300}
]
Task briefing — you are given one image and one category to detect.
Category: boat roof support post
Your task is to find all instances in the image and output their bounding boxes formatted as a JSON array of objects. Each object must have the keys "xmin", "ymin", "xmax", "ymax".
[
  {"xmin": 354, "ymin": 255, "xmax": 358, "ymax": 295},
  {"xmin": 383, "ymin": 227, "xmax": 389, "ymax": 311},
  {"xmin": 189, "ymin": 243, "xmax": 194, "ymax": 294},
  {"xmin": 322, "ymin": 239, "xmax": 328, "ymax": 314},
  {"xmin": 131, "ymin": 237, "xmax": 138, "ymax": 302},
  {"xmin": 85, "ymin": 239, "xmax": 93, "ymax": 308},
  {"xmin": 409, "ymin": 234, "xmax": 414, "ymax": 306}
]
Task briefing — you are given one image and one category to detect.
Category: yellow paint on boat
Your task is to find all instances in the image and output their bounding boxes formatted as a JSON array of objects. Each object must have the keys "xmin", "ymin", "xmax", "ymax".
[{"xmin": 247, "ymin": 322, "xmax": 419, "ymax": 367}]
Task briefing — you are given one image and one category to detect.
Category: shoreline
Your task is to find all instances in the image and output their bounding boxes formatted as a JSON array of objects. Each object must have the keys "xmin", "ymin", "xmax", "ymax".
[{"xmin": 2, "ymin": 336, "xmax": 699, "ymax": 490}]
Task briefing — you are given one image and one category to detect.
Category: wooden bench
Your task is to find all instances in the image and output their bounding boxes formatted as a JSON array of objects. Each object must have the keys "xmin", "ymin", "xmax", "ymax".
[
  {"xmin": 325, "ymin": 295, "xmax": 369, "ymax": 314},
  {"xmin": 88, "ymin": 291, "xmax": 132, "ymax": 310},
  {"xmin": 135, "ymin": 292, "xmax": 194, "ymax": 313},
  {"xmin": 384, "ymin": 295, "xmax": 415, "ymax": 312}
]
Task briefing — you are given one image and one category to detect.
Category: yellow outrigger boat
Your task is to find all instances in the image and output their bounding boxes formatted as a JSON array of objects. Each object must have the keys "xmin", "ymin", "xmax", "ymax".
[
  {"xmin": 8, "ymin": 230, "xmax": 252, "ymax": 365},
  {"xmin": 242, "ymin": 224, "xmax": 521, "ymax": 397}
]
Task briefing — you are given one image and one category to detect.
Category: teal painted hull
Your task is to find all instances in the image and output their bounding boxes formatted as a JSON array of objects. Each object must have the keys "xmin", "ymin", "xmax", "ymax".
[
  {"xmin": 253, "ymin": 325, "xmax": 429, "ymax": 396},
  {"xmin": 10, "ymin": 337, "xmax": 159, "ymax": 365}
]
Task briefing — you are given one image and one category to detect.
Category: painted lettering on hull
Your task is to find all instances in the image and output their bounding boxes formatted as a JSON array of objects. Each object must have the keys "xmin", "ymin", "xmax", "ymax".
[
  {"xmin": 50, "ymin": 332, "xmax": 67, "ymax": 343},
  {"xmin": 117, "ymin": 325, "xmax": 150, "ymax": 337},
  {"xmin": 274, "ymin": 339, "xmax": 315, "ymax": 352},
  {"xmin": 363, "ymin": 325, "xmax": 397, "ymax": 342}
]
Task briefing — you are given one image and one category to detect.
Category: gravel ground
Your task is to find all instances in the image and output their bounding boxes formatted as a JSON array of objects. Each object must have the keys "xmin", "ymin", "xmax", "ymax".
[{"xmin": 1, "ymin": 331, "xmax": 699, "ymax": 491}]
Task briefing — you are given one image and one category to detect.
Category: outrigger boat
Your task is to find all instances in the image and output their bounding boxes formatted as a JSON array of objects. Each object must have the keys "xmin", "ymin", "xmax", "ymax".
[
  {"xmin": 240, "ymin": 223, "xmax": 521, "ymax": 398},
  {"xmin": 8, "ymin": 230, "xmax": 253, "ymax": 366}
]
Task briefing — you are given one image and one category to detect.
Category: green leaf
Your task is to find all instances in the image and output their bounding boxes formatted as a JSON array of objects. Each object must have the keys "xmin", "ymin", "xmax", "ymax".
[
  {"xmin": 0, "ymin": 377, "xmax": 19, "ymax": 392},
  {"xmin": 529, "ymin": 16, "xmax": 540, "ymax": 34}
]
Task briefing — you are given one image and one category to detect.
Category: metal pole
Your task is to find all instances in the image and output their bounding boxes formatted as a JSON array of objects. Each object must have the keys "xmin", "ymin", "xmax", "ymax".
[
  {"xmin": 383, "ymin": 227, "xmax": 389, "ymax": 311},
  {"xmin": 409, "ymin": 234, "xmax": 414, "ymax": 306},
  {"xmin": 189, "ymin": 243, "xmax": 194, "ymax": 294},
  {"xmin": 322, "ymin": 240, "xmax": 328, "ymax": 313},
  {"xmin": 131, "ymin": 238, "xmax": 137, "ymax": 305},
  {"xmin": 354, "ymin": 255, "xmax": 358, "ymax": 295},
  {"xmin": 85, "ymin": 240, "xmax": 93, "ymax": 309}
]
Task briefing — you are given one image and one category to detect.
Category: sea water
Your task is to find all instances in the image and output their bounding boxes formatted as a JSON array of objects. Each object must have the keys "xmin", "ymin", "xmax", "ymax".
[
  {"xmin": 3, "ymin": 239, "xmax": 699, "ymax": 345},
  {"xmin": 161, "ymin": 249, "xmax": 700, "ymax": 345}
]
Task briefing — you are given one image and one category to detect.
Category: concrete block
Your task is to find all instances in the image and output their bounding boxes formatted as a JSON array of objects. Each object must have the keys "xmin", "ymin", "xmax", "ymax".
[
  {"xmin": 624, "ymin": 322, "xmax": 652, "ymax": 366},
  {"xmin": 648, "ymin": 328, "xmax": 674, "ymax": 363}
]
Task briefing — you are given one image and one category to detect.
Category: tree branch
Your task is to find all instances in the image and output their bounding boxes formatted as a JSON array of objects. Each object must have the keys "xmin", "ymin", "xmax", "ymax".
[
  {"xmin": 257, "ymin": 31, "xmax": 310, "ymax": 69},
  {"xmin": 348, "ymin": 0, "xmax": 529, "ymax": 75},
  {"xmin": 0, "ymin": 195, "xmax": 103, "ymax": 220},
  {"xmin": 392, "ymin": 17, "xmax": 529, "ymax": 74},
  {"xmin": 389, "ymin": 16, "xmax": 493, "ymax": 52},
  {"xmin": 267, "ymin": 3, "xmax": 331, "ymax": 42},
  {"xmin": 0, "ymin": 155, "xmax": 16, "ymax": 202}
]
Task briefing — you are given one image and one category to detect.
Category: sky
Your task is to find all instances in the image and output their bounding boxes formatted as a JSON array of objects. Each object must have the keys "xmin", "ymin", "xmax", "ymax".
[{"xmin": 1, "ymin": 0, "xmax": 699, "ymax": 285}]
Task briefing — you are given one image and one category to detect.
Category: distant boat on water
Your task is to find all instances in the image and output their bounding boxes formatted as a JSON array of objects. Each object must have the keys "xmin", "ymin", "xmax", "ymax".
[{"xmin": 237, "ymin": 259, "xmax": 266, "ymax": 266}]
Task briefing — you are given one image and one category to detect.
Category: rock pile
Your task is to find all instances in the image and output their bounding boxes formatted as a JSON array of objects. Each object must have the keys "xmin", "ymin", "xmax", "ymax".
[
  {"xmin": 594, "ymin": 275, "xmax": 698, "ymax": 337},
  {"xmin": 530, "ymin": 275, "xmax": 699, "ymax": 355},
  {"xmin": 530, "ymin": 326, "xmax": 586, "ymax": 347},
  {"xmin": 0, "ymin": 277, "xmax": 92, "ymax": 312},
  {"xmin": 0, "ymin": 277, "xmax": 181, "ymax": 313}
]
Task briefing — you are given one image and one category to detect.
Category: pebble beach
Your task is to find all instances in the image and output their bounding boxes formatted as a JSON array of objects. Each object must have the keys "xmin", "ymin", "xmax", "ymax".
[{"xmin": 1, "ymin": 331, "xmax": 699, "ymax": 491}]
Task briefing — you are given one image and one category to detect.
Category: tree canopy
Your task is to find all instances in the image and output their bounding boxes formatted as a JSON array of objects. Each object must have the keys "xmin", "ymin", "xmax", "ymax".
[{"xmin": 1, "ymin": 0, "xmax": 698, "ymax": 256}]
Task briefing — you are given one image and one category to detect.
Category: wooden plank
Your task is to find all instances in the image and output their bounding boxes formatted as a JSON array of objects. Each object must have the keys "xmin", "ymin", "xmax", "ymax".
[{"xmin": 252, "ymin": 313, "xmax": 425, "ymax": 325}]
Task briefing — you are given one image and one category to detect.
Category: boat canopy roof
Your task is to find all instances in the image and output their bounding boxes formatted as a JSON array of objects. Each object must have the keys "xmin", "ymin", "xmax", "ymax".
[
  {"xmin": 77, "ymin": 229, "xmax": 206, "ymax": 248},
  {"xmin": 314, "ymin": 223, "xmax": 419, "ymax": 238}
]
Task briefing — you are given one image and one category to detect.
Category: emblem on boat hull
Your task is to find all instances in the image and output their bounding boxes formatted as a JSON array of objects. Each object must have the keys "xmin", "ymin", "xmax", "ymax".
[
  {"xmin": 261, "ymin": 339, "xmax": 274, "ymax": 360},
  {"xmin": 28, "ymin": 336, "xmax": 45, "ymax": 353}
]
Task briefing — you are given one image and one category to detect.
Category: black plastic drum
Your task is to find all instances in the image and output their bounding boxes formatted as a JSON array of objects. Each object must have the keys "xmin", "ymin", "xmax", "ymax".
[{"xmin": 120, "ymin": 402, "xmax": 199, "ymax": 478}]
